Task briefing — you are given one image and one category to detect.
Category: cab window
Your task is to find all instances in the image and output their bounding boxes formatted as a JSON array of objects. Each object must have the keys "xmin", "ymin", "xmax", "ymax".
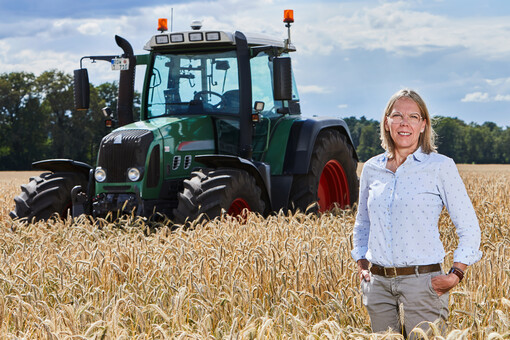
[{"xmin": 147, "ymin": 50, "xmax": 239, "ymax": 117}]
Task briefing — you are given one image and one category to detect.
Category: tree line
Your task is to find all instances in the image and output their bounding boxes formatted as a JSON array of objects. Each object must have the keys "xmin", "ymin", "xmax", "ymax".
[
  {"xmin": 344, "ymin": 116, "xmax": 510, "ymax": 163},
  {"xmin": 1, "ymin": 70, "xmax": 508, "ymax": 170},
  {"xmin": 0, "ymin": 70, "xmax": 139, "ymax": 170}
]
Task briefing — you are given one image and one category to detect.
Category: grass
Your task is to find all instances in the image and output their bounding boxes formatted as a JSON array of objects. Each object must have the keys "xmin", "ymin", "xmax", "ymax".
[{"xmin": 0, "ymin": 165, "xmax": 509, "ymax": 339}]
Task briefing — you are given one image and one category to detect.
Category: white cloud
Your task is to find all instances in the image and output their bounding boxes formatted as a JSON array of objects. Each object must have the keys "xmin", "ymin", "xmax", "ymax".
[
  {"xmin": 461, "ymin": 92, "xmax": 510, "ymax": 103},
  {"xmin": 485, "ymin": 78, "xmax": 510, "ymax": 87},
  {"xmin": 3, "ymin": 0, "xmax": 510, "ymax": 77},
  {"xmin": 484, "ymin": 77, "xmax": 510, "ymax": 97},
  {"xmin": 461, "ymin": 92, "xmax": 490, "ymax": 102},
  {"xmin": 0, "ymin": 40, "xmax": 10, "ymax": 57},
  {"xmin": 494, "ymin": 94, "xmax": 510, "ymax": 102},
  {"xmin": 290, "ymin": 1, "xmax": 510, "ymax": 60},
  {"xmin": 338, "ymin": 104, "xmax": 348, "ymax": 109},
  {"xmin": 298, "ymin": 85, "xmax": 332, "ymax": 94},
  {"xmin": 77, "ymin": 22, "xmax": 103, "ymax": 36}
]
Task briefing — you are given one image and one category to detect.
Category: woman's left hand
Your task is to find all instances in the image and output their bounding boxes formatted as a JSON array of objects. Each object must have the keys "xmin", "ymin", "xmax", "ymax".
[{"xmin": 431, "ymin": 273, "xmax": 460, "ymax": 296}]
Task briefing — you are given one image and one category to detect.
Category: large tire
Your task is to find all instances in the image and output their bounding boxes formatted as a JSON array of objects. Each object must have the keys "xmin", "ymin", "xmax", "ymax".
[
  {"xmin": 173, "ymin": 168, "xmax": 265, "ymax": 225},
  {"xmin": 10, "ymin": 172, "xmax": 88, "ymax": 222},
  {"xmin": 289, "ymin": 129, "xmax": 358, "ymax": 213}
]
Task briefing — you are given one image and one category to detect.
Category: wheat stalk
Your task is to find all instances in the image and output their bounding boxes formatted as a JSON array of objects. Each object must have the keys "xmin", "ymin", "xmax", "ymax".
[{"xmin": 0, "ymin": 166, "xmax": 509, "ymax": 337}]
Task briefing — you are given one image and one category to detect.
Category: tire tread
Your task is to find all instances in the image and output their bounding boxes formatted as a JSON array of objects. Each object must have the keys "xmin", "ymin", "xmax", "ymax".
[{"xmin": 10, "ymin": 172, "xmax": 88, "ymax": 222}]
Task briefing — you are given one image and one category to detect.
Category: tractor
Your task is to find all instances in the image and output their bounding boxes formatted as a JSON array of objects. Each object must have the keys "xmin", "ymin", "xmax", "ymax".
[{"xmin": 10, "ymin": 11, "xmax": 359, "ymax": 224}]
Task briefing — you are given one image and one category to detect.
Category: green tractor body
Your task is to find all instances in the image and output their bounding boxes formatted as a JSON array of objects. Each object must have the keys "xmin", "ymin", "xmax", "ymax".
[{"xmin": 11, "ymin": 18, "xmax": 359, "ymax": 224}]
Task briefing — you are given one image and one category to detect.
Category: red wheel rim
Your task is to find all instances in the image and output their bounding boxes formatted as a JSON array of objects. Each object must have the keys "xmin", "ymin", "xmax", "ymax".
[
  {"xmin": 228, "ymin": 198, "xmax": 251, "ymax": 216},
  {"xmin": 317, "ymin": 160, "xmax": 350, "ymax": 212}
]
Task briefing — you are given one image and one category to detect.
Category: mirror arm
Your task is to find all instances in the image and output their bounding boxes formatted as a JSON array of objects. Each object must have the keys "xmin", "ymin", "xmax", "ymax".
[{"xmin": 80, "ymin": 55, "xmax": 119, "ymax": 69}]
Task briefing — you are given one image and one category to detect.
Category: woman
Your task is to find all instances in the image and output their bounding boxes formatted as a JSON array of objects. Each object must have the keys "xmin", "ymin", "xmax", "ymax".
[{"xmin": 351, "ymin": 89, "xmax": 482, "ymax": 337}]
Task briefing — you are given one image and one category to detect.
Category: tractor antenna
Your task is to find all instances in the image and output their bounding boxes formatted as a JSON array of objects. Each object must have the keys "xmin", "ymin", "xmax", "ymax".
[
  {"xmin": 171, "ymin": 8, "xmax": 174, "ymax": 32},
  {"xmin": 283, "ymin": 9, "xmax": 294, "ymax": 50}
]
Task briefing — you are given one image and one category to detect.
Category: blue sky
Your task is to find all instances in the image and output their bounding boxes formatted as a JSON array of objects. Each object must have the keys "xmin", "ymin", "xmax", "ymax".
[{"xmin": 1, "ymin": 0, "xmax": 509, "ymax": 127}]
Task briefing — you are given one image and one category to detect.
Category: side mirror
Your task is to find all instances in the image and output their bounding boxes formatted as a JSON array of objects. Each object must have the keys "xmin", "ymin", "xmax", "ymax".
[
  {"xmin": 215, "ymin": 60, "xmax": 230, "ymax": 70},
  {"xmin": 273, "ymin": 57, "xmax": 293, "ymax": 101},
  {"xmin": 74, "ymin": 68, "xmax": 90, "ymax": 110}
]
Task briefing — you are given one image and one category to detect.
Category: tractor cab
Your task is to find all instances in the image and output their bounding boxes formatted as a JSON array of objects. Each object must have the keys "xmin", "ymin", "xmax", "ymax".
[{"xmin": 141, "ymin": 24, "xmax": 300, "ymax": 160}]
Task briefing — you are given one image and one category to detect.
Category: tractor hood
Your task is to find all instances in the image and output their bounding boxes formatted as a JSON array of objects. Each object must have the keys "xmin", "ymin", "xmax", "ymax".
[
  {"xmin": 105, "ymin": 115, "xmax": 221, "ymax": 179},
  {"xmin": 112, "ymin": 116, "xmax": 217, "ymax": 153},
  {"xmin": 95, "ymin": 115, "xmax": 220, "ymax": 197}
]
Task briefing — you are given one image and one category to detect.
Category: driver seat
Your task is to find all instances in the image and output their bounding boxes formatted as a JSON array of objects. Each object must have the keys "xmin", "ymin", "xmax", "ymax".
[{"xmin": 221, "ymin": 90, "xmax": 240, "ymax": 113}]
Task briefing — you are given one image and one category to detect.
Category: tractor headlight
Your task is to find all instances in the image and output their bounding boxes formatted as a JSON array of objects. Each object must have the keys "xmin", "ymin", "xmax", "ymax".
[
  {"xmin": 95, "ymin": 167, "xmax": 107, "ymax": 182},
  {"xmin": 127, "ymin": 168, "xmax": 141, "ymax": 182}
]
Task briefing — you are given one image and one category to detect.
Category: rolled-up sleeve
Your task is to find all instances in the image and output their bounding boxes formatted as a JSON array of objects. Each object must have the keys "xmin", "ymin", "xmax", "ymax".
[
  {"xmin": 437, "ymin": 158, "xmax": 482, "ymax": 265},
  {"xmin": 351, "ymin": 165, "xmax": 371, "ymax": 261}
]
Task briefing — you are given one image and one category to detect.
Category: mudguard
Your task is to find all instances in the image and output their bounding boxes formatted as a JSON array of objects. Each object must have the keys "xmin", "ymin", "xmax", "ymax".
[
  {"xmin": 32, "ymin": 159, "xmax": 93, "ymax": 178},
  {"xmin": 283, "ymin": 118, "xmax": 358, "ymax": 174},
  {"xmin": 33, "ymin": 159, "xmax": 95, "ymax": 215},
  {"xmin": 195, "ymin": 154, "xmax": 272, "ymax": 210}
]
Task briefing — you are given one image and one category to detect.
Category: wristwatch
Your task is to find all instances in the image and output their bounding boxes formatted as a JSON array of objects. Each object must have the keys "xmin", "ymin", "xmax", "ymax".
[{"xmin": 448, "ymin": 266, "xmax": 464, "ymax": 282}]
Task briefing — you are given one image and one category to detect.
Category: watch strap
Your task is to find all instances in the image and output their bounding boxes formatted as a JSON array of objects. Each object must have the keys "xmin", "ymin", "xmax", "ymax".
[{"xmin": 448, "ymin": 266, "xmax": 464, "ymax": 282}]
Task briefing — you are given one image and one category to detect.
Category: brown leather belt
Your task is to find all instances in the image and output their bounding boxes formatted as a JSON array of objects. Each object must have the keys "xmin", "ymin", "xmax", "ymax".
[{"xmin": 370, "ymin": 264, "xmax": 441, "ymax": 278}]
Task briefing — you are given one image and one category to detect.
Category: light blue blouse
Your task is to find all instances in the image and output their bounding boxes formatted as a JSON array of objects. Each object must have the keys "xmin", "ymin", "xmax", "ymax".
[{"xmin": 351, "ymin": 148, "xmax": 482, "ymax": 267}]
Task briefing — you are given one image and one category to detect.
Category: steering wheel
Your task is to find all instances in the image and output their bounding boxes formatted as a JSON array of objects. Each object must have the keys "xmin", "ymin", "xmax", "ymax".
[{"xmin": 193, "ymin": 90, "xmax": 225, "ymax": 109}]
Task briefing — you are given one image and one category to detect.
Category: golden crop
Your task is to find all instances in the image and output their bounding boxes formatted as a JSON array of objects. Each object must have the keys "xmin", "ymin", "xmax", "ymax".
[{"xmin": 0, "ymin": 165, "xmax": 509, "ymax": 339}]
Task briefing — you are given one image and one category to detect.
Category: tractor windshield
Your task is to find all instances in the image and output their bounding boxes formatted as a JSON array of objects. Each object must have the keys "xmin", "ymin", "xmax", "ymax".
[{"xmin": 147, "ymin": 50, "xmax": 239, "ymax": 118}]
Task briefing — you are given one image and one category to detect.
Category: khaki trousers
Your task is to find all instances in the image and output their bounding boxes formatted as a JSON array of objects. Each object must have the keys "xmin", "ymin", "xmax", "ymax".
[{"xmin": 361, "ymin": 270, "xmax": 449, "ymax": 338}]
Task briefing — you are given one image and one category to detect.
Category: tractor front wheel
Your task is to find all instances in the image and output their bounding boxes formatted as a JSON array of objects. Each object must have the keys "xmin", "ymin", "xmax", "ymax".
[
  {"xmin": 289, "ymin": 129, "xmax": 358, "ymax": 213},
  {"xmin": 173, "ymin": 168, "xmax": 265, "ymax": 225},
  {"xmin": 10, "ymin": 172, "xmax": 88, "ymax": 222}
]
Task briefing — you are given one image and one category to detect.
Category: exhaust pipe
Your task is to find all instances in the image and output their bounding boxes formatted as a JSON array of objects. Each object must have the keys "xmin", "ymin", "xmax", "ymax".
[
  {"xmin": 235, "ymin": 31, "xmax": 253, "ymax": 160},
  {"xmin": 115, "ymin": 35, "xmax": 135, "ymax": 127}
]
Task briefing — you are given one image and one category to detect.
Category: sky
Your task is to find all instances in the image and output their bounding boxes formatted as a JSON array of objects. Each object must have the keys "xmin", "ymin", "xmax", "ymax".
[{"xmin": 1, "ymin": 0, "xmax": 510, "ymax": 127}]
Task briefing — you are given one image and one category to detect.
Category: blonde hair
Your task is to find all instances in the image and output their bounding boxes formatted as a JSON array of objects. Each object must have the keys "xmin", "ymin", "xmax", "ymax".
[{"xmin": 380, "ymin": 88, "xmax": 437, "ymax": 158}]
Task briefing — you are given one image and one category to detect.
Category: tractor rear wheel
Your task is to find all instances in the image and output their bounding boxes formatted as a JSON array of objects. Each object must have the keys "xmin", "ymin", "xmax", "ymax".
[
  {"xmin": 289, "ymin": 129, "xmax": 358, "ymax": 213},
  {"xmin": 173, "ymin": 168, "xmax": 265, "ymax": 225},
  {"xmin": 10, "ymin": 172, "xmax": 88, "ymax": 222}
]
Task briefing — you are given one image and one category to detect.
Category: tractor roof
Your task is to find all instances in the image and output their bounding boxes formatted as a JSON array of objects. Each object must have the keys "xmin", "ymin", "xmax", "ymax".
[{"xmin": 144, "ymin": 30, "xmax": 296, "ymax": 52}]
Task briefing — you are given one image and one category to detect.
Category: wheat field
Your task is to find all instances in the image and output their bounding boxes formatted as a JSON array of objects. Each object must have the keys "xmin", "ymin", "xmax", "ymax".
[{"xmin": 0, "ymin": 165, "xmax": 509, "ymax": 339}]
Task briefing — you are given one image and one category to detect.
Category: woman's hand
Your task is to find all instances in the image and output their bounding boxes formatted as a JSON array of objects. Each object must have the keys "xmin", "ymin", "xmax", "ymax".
[
  {"xmin": 431, "ymin": 273, "xmax": 459, "ymax": 296},
  {"xmin": 357, "ymin": 259, "xmax": 371, "ymax": 282},
  {"xmin": 431, "ymin": 262, "xmax": 468, "ymax": 296}
]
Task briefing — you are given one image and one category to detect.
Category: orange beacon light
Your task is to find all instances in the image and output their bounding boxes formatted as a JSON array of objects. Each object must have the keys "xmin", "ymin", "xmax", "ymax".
[
  {"xmin": 158, "ymin": 18, "xmax": 168, "ymax": 32},
  {"xmin": 284, "ymin": 9, "xmax": 294, "ymax": 23}
]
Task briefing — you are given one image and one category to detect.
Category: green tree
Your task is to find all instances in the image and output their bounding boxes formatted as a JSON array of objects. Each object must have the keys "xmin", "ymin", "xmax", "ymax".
[
  {"xmin": 463, "ymin": 123, "xmax": 499, "ymax": 164},
  {"xmin": 433, "ymin": 116, "xmax": 468, "ymax": 163},
  {"xmin": 0, "ymin": 72, "xmax": 50, "ymax": 170},
  {"xmin": 357, "ymin": 124, "xmax": 383, "ymax": 161},
  {"xmin": 37, "ymin": 70, "xmax": 75, "ymax": 159},
  {"xmin": 481, "ymin": 122, "xmax": 502, "ymax": 163},
  {"xmin": 35, "ymin": 71, "xmax": 114, "ymax": 165},
  {"xmin": 500, "ymin": 128, "xmax": 510, "ymax": 163},
  {"xmin": 344, "ymin": 116, "xmax": 382, "ymax": 161},
  {"xmin": 96, "ymin": 81, "xmax": 141, "ymax": 122},
  {"xmin": 80, "ymin": 83, "xmax": 113, "ymax": 164}
]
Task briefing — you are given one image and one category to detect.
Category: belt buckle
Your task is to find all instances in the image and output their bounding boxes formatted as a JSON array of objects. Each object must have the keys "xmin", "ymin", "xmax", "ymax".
[{"xmin": 384, "ymin": 267, "xmax": 397, "ymax": 278}]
